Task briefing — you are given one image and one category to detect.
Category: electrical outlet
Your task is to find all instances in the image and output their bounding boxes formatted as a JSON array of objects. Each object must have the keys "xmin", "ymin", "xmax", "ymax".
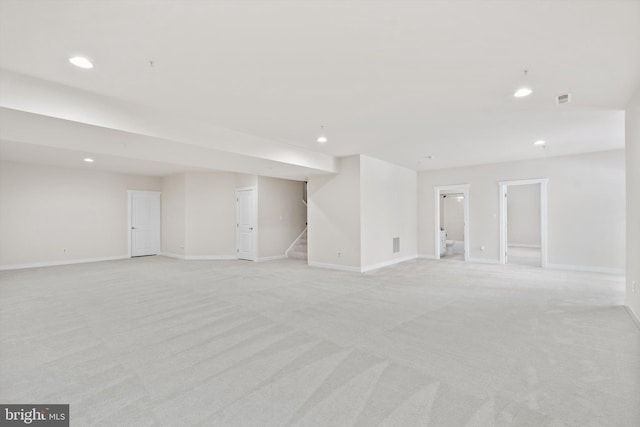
[{"xmin": 480, "ymin": 245, "xmax": 485, "ymax": 252}]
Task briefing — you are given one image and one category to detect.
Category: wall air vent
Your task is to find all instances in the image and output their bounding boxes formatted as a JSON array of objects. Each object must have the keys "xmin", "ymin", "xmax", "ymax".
[{"xmin": 556, "ymin": 93, "xmax": 571, "ymax": 104}]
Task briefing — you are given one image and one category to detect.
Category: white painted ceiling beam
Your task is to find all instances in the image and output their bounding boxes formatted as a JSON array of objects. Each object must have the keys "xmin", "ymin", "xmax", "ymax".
[
  {"xmin": 0, "ymin": 69, "xmax": 337, "ymax": 177},
  {"xmin": 0, "ymin": 107, "xmax": 333, "ymax": 180}
]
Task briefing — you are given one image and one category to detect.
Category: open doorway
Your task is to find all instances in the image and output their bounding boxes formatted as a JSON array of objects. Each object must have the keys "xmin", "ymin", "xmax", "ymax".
[
  {"xmin": 499, "ymin": 179, "xmax": 548, "ymax": 267},
  {"xmin": 434, "ymin": 184, "xmax": 469, "ymax": 261}
]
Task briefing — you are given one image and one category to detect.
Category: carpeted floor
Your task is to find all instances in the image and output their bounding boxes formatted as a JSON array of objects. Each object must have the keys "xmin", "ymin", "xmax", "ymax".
[
  {"xmin": 1, "ymin": 256, "xmax": 638, "ymax": 426},
  {"xmin": 507, "ymin": 246, "xmax": 542, "ymax": 267}
]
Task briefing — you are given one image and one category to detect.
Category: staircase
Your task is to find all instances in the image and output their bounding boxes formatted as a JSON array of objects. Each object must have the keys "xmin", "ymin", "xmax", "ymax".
[{"xmin": 287, "ymin": 228, "xmax": 307, "ymax": 260}]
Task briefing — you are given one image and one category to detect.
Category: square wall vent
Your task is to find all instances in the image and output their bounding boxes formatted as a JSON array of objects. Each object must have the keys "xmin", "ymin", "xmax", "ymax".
[
  {"xmin": 393, "ymin": 237, "xmax": 400, "ymax": 253},
  {"xmin": 556, "ymin": 93, "xmax": 571, "ymax": 104}
]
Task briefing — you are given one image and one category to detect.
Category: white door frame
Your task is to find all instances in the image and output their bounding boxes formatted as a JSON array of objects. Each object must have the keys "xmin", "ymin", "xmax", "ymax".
[
  {"xmin": 499, "ymin": 178, "xmax": 548, "ymax": 267},
  {"xmin": 235, "ymin": 186, "xmax": 258, "ymax": 261},
  {"xmin": 127, "ymin": 190, "xmax": 162, "ymax": 258},
  {"xmin": 434, "ymin": 184, "xmax": 470, "ymax": 261}
]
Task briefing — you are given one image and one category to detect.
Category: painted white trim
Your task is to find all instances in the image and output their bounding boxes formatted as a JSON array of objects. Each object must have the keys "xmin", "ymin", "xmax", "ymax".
[
  {"xmin": 546, "ymin": 263, "xmax": 624, "ymax": 275},
  {"xmin": 467, "ymin": 257, "xmax": 500, "ymax": 265},
  {"xmin": 625, "ymin": 306, "xmax": 640, "ymax": 331},
  {"xmin": 184, "ymin": 255, "xmax": 237, "ymax": 261},
  {"xmin": 159, "ymin": 252, "xmax": 185, "ymax": 259},
  {"xmin": 417, "ymin": 254, "xmax": 438, "ymax": 260},
  {"xmin": 128, "ymin": 190, "xmax": 162, "ymax": 258},
  {"xmin": 285, "ymin": 227, "xmax": 307, "ymax": 257},
  {"xmin": 433, "ymin": 184, "xmax": 470, "ymax": 262},
  {"xmin": 433, "ymin": 184, "xmax": 471, "ymax": 191},
  {"xmin": 498, "ymin": 178, "xmax": 548, "ymax": 186},
  {"xmin": 308, "ymin": 261, "xmax": 361, "ymax": 273},
  {"xmin": 127, "ymin": 191, "xmax": 132, "ymax": 258},
  {"xmin": 309, "ymin": 256, "xmax": 417, "ymax": 273},
  {"xmin": 0, "ymin": 255, "xmax": 129, "ymax": 271},
  {"xmin": 499, "ymin": 178, "xmax": 548, "ymax": 267},
  {"xmin": 256, "ymin": 255, "xmax": 287, "ymax": 262},
  {"xmin": 361, "ymin": 255, "xmax": 417, "ymax": 273},
  {"xmin": 235, "ymin": 186, "xmax": 258, "ymax": 261}
]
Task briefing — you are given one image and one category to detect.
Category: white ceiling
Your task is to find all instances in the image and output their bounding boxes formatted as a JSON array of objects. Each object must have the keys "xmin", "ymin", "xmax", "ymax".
[{"xmin": 0, "ymin": 0, "xmax": 638, "ymax": 178}]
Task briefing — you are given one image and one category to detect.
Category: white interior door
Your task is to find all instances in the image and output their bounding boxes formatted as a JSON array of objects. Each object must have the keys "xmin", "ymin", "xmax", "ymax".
[
  {"xmin": 130, "ymin": 191, "xmax": 161, "ymax": 257},
  {"xmin": 236, "ymin": 188, "xmax": 256, "ymax": 261}
]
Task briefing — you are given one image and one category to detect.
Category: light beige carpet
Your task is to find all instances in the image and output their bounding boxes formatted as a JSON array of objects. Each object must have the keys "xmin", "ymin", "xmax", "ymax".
[{"xmin": 1, "ymin": 256, "xmax": 638, "ymax": 426}]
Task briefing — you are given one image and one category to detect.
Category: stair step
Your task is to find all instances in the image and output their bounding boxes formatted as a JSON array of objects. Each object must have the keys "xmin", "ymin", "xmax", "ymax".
[
  {"xmin": 288, "ymin": 251, "xmax": 307, "ymax": 260},
  {"xmin": 287, "ymin": 229, "xmax": 308, "ymax": 260}
]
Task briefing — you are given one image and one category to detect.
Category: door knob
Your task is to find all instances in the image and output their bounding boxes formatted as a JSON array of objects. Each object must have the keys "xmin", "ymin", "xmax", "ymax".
[
  {"xmin": 131, "ymin": 226, "xmax": 137, "ymax": 230},
  {"xmin": 249, "ymin": 227, "xmax": 253, "ymax": 231}
]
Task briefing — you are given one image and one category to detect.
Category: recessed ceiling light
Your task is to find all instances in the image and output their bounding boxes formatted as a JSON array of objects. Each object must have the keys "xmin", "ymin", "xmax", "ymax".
[
  {"xmin": 83, "ymin": 158, "xmax": 94, "ymax": 163},
  {"xmin": 317, "ymin": 125, "xmax": 328, "ymax": 143},
  {"xmin": 533, "ymin": 140, "xmax": 546, "ymax": 146},
  {"xmin": 69, "ymin": 56, "xmax": 93, "ymax": 69},
  {"xmin": 514, "ymin": 87, "xmax": 533, "ymax": 98}
]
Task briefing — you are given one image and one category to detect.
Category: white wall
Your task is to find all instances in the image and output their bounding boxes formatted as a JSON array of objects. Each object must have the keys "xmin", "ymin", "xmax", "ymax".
[
  {"xmin": 507, "ymin": 184, "xmax": 541, "ymax": 246},
  {"xmin": 626, "ymin": 88, "xmax": 640, "ymax": 324},
  {"xmin": 161, "ymin": 173, "xmax": 186, "ymax": 256},
  {"xmin": 0, "ymin": 160, "xmax": 161, "ymax": 268},
  {"xmin": 184, "ymin": 172, "xmax": 237, "ymax": 257},
  {"xmin": 418, "ymin": 150, "xmax": 625, "ymax": 271},
  {"xmin": 360, "ymin": 155, "xmax": 417, "ymax": 269},
  {"xmin": 308, "ymin": 155, "xmax": 417, "ymax": 272},
  {"xmin": 236, "ymin": 173, "xmax": 257, "ymax": 188},
  {"xmin": 308, "ymin": 156, "xmax": 361, "ymax": 270},
  {"xmin": 257, "ymin": 176, "xmax": 306, "ymax": 259},
  {"xmin": 162, "ymin": 171, "xmax": 303, "ymax": 260}
]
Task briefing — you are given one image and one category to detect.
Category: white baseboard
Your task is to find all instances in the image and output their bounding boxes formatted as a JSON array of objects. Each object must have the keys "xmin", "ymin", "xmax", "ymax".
[
  {"xmin": 0, "ymin": 255, "xmax": 129, "ymax": 271},
  {"xmin": 159, "ymin": 252, "xmax": 185, "ymax": 260},
  {"xmin": 467, "ymin": 257, "xmax": 500, "ymax": 265},
  {"xmin": 309, "ymin": 256, "xmax": 417, "ymax": 273},
  {"xmin": 417, "ymin": 254, "xmax": 438, "ymax": 260},
  {"xmin": 255, "ymin": 255, "xmax": 287, "ymax": 262},
  {"xmin": 361, "ymin": 255, "xmax": 417, "ymax": 273},
  {"xmin": 546, "ymin": 263, "xmax": 624, "ymax": 275},
  {"xmin": 184, "ymin": 255, "xmax": 237, "ymax": 261},
  {"xmin": 625, "ymin": 306, "xmax": 640, "ymax": 330},
  {"xmin": 308, "ymin": 261, "xmax": 361, "ymax": 273}
]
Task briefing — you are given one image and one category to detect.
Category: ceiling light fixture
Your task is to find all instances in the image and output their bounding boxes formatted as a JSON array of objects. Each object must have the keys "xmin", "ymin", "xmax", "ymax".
[
  {"xmin": 317, "ymin": 125, "xmax": 328, "ymax": 144},
  {"xmin": 533, "ymin": 140, "xmax": 546, "ymax": 146},
  {"xmin": 513, "ymin": 69, "xmax": 532, "ymax": 98},
  {"xmin": 69, "ymin": 56, "xmax": 93, "ymax": 69},
  {"xmin": 514, "ymin": 87, "xmax": 533, "ymax": 98},
  {"xmin": 83, "ymin": 158, "xmax": 94, "ymax": 163}
]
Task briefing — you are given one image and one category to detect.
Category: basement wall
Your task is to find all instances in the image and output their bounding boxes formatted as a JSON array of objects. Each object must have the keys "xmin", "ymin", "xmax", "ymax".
[
  {"xmin": 626, "ymin": 88, "xmax": 640, "ymax": 325},
  {"xmin": 0, "ymin": 160, "xmax": 161, "ymax": 269},
  {"xmin": 418, "ymin": 150, "xmax": 625, "ymax": 273}
]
